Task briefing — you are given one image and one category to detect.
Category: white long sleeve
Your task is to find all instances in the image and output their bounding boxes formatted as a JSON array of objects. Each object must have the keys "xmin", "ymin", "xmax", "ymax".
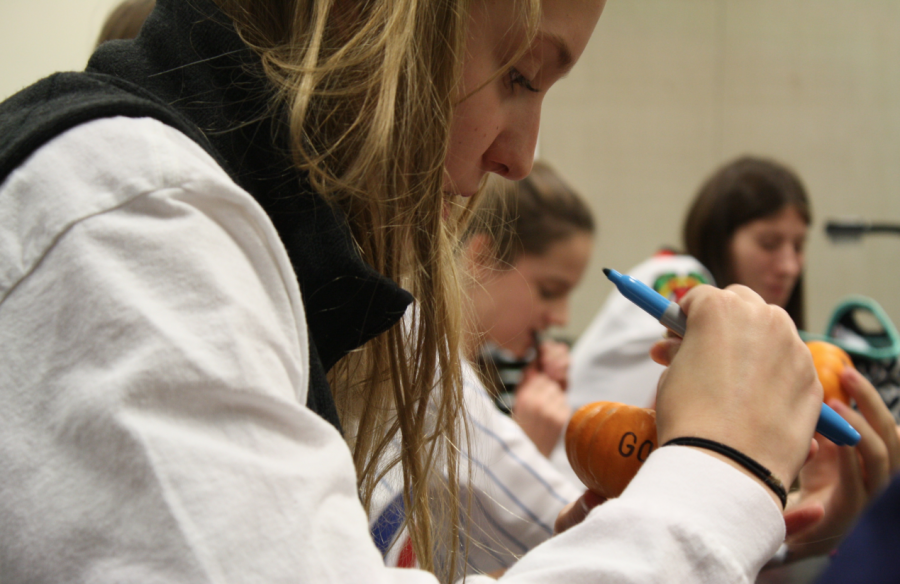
[
  {"xmin": 0, "ymin": 117, "xmax": 783, "ymax": 584},
  {"xmin": 502, "ymin": 446, "xmax": 784, "ymax": 584},
  {"xmin": 0, "ymin": 117, "xmax": 438, "ymax": 584}
]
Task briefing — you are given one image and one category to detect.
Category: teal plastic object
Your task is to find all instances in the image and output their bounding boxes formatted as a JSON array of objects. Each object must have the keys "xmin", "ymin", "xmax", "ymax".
[
  {"xmin": 801, "ymin": 295, "xmax": 900, "ymax": 361},
  {"xmin": 800, "ymin": 296, "xmax": 900, "ymax": 422}
]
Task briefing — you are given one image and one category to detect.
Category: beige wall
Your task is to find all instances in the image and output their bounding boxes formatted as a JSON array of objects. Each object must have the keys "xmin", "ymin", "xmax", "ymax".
[
  {"xmin": 541, "ymin": 0, "xmax": 900, "ymax": 342},
  {"xmin": 0, "ymin": 0, "xmax": 124, "ymax": 101},
  {"xmin": 3, "ymin": 1, "xmax": 900, "ymax": 343}
]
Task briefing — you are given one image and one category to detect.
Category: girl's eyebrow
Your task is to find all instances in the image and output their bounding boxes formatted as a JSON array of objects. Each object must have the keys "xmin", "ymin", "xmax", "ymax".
[
  {"xmin": 543, "ymin": 32, "xmax": 574, "ymax": 73},
  {"xmin": 541, "ymin": 276, "xmax": 574, "ymax": 288}
]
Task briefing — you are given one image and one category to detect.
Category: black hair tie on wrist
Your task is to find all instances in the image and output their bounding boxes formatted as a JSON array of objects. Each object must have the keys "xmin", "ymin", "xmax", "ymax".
[{"xmin": 664, "ymin": 437, "xmax": 788, "ymax": 508}]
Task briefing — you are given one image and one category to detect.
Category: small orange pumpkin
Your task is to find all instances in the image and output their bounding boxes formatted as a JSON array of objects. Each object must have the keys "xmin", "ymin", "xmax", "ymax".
[
  {"xmin": 806, "ymin": 341, "xmax": 853, "ymax": 405},
  {"xmin": 565, "ymin": 401, "xmax": 658, "ymax": 499}
]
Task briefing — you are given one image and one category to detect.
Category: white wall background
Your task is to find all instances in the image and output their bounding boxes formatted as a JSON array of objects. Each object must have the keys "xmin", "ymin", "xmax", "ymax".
[
  {"xmin": 540, "ymin": 1, "xmax": 900, "ymax": 342},
  {"xmin": 3, "ymin": 0, "xmax": 900, "ymax": 344},
  {"xmin": 0, "ymin": 0, "xmax": 126, "ymax": 101}
]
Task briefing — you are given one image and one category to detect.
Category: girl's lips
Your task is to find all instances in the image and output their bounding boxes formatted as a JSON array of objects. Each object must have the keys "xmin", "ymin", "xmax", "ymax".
[{"xmin": 764, "ymin": 284, "xmax": 793, "ymax": 306}]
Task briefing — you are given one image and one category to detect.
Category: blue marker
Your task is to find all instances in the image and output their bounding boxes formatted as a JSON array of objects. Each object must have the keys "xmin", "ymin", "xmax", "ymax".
[{"xmin": 604, "ymin": 267, "xmax": 861, "ymax": 447}]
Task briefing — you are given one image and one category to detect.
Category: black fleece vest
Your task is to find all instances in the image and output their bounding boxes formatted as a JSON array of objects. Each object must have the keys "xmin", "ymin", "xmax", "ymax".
[{"xmin": 0, "ymin": 0, "xmax": 413, "ymax": 433}]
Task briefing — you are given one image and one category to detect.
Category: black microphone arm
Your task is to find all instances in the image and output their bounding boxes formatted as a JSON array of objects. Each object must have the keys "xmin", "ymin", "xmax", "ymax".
[{"xmin": 825, "ymin": 219, "xmax": 900, "ymax": 241}]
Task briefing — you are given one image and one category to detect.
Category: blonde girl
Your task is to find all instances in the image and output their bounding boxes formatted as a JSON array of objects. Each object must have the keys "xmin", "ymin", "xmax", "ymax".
[{"xmin": 0, "ymin": 1, "xmax": 861, "ymax": 583}]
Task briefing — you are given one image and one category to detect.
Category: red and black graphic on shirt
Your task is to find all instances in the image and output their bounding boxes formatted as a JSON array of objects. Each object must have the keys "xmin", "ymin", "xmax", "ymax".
[{"xmin": 652, "ymin": 272, "xmax": 708, "ymax": 302}]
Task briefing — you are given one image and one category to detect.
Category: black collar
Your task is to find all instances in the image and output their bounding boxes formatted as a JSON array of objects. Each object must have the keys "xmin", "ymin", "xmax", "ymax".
[{"xmin": 87, "ymin": 0, "xmax": 414, "ymax": 371}]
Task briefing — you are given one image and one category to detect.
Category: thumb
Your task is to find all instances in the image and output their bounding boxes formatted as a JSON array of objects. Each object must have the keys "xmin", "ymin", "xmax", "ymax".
[
  {"xmin": 784, "ymin": 503, "xmax": 825, "ymax": 538},
  {"xmin": 650, "ymin": 337, "xmax": 682, "ymax": 367},
  {"xmin": 520, "ymin": 356, "xmax": 542, "ymax": 383},
  {"xmin": 554, "ymin": 490, "xmax": 607, "ymax": 535}
]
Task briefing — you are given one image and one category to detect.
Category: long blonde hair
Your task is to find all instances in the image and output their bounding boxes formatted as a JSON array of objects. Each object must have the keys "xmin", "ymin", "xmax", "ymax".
[{"xmin": 212, "ymin": 0, "xmax": 540, "ymax": 579}]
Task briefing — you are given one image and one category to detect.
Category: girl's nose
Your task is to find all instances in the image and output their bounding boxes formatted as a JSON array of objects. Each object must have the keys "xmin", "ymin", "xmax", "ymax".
[
  {"xmin": 547, "ymin": 298, "xmax": 569, "ymax": 328},
  {"xmin": 485, "ymin": 106, "xmax": 541, "ymax": 181},
  {"xmin": 777, "ymin": 245, "xmax": 803, "ymax": 277}
]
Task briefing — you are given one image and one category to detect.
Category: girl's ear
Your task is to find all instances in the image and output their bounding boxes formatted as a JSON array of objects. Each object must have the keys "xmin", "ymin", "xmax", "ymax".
[{"xmin": 463, "ymin": 233, "xmax": 500, "ymax": 278}]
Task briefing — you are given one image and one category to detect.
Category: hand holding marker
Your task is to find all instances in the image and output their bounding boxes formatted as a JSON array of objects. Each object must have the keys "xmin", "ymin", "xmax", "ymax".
[{"xmin": 603, "ymin": 268, "xmax": 861, "ymax": 447}]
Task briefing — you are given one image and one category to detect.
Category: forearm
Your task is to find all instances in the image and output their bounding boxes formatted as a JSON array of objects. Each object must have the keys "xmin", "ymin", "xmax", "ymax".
[{"xmin": 499, "ymin": 447, "xmax": 785, "ymax": 583}]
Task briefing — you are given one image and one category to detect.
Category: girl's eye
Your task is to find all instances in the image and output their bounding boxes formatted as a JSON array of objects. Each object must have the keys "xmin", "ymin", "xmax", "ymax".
[
  {"xmin": 757, "ymin": 237, "xmax": 780, "ymax": 251},
  {"xmin": 508, "ymin": 67, "xmax": 540, "ymax": 93},
  {"xmin": 539, "ymin": 286, "xmax": 565, "ymax": 300}
]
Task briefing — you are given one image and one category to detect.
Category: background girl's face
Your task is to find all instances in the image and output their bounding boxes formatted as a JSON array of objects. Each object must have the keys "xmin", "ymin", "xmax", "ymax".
[
  {"xmin": 729, "ymin": 205, "xmax": 808, "ymax": 308},
  {"xmin": 475, "ymin": 232, "xmax": 593, "ymax": 358},
  {"xmin": 443, "ymin": 0, "xmax": 605, "ymax": 198}
]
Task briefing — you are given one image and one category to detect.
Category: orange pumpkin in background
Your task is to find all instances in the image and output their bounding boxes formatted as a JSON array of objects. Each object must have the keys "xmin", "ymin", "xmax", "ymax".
[
  {"xmin": 565, "ymin": 401, "xmax": 658, "ymax": 499},
  {"xmin": 806, "ymin": 340, "xmax": 853, "ymax": 406}
]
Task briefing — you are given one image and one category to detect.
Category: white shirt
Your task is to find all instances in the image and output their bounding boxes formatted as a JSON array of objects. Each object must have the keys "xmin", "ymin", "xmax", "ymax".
[{"xmin": 0, "ymin": 116, "xmax": 783, "ymax": 583}]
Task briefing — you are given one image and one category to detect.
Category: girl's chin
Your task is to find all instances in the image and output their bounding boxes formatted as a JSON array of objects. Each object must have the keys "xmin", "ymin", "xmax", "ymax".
[
  {"xmin": 764, "ymin": 288, "xmax": 791, "ymax": 308},
  {"xmin": 506, "ymin": 340, "xmax": 535, "ymax": 361},
  {"xmin": 442, "ymin": 193, "xmax": 474, "ymax": 220}
]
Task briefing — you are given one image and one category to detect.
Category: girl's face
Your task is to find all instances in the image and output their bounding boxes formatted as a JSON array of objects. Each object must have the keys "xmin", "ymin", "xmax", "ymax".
[
  {"xmin": 474, "ymin": 232, "xmax": 593, "ymax": 358},
  {"xmin": 729, "ymin": 205, "xmax": 808, "ymax": 308},
  {"xmin": 443, "ymin": 0, "xmax": 606, "ymax": 198}
]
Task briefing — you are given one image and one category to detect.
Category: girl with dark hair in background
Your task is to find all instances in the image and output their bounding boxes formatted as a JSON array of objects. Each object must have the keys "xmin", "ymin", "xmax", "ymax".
[
  {"xmin": 684, "ymin": 155, "xmax": 810, "ymax": 329},
  {"xmin": 95, "ymin": 0, "xmax": 156, "ymax": 46},
  {"xmin": 570, "ymin": 155, "xmax": 810, "ymax": 409}
]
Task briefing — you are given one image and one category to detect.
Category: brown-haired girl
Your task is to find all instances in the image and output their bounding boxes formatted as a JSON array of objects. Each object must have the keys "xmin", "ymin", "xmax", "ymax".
[
  {"xmin": 464, "ymin": 161, "xmax": 593, "ymax": 455},
  {"xmin": 95, "ymin": 0, "xmax": 156, "ymax": 46},
  {"xmin": 684, "ymin": 155, "xmax": 811, "ymax": 329}
]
